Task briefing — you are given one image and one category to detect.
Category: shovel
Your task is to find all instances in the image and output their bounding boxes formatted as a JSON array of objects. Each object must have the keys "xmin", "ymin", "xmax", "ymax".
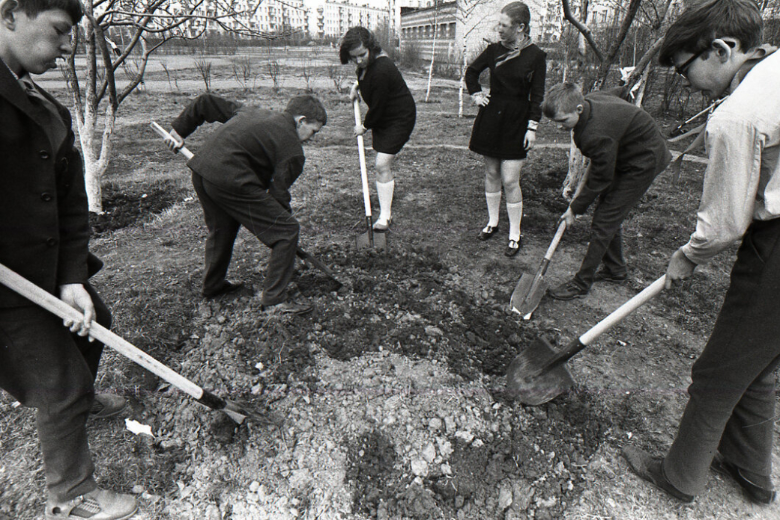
[
  {"xmin": 506, "ymin": 275, "xmax": 666, "ymax": 405},
  {"xmin": 151, "ymin": 122, "xmax": 342, "ymax": 287},
  {"xmin": 510, "ymin": 220, "xmax": 566, "ymax": 319},
  {"xmin": 0, "ymin": 263, "xmax": 277, "ymax": 425},
  {"xmin": 296, "ymin": 248, "xmax": 342, "ymax": 289},
  {"xmin": 352, "ymin": 99, "xmax": 386, "ymax": 252}
]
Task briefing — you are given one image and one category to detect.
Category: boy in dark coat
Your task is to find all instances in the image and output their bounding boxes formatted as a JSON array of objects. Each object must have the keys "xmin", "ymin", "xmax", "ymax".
[
  {"xmin": 165, "ymin": 94, "xmax": 326, "ymax": 314},
  {"xmin": 542, "ymin": 82, "xmax": 671, "ymax": 300},
  {"xmin": 0, "ymin": 0, "xmax": 136, "ymax": 517}
]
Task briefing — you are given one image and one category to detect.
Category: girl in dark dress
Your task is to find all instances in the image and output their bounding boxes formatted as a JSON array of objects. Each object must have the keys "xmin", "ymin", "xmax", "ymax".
[
  {"xmin": 340, "ymin": 27, "xmax": 416, "ymax": 231},
  {"xmin": 465, "ymin": 2, "xmax": 546, "ymax": 256}
]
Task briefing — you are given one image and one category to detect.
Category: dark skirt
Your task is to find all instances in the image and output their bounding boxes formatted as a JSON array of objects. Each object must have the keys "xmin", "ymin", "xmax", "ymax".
[
  {"xmin": 469, "ymin": 96, "xmax": 529, "ymax": 160},
  {"xmin": 371, "ymin": 111, "xmax": 416, "ymax": 155}
]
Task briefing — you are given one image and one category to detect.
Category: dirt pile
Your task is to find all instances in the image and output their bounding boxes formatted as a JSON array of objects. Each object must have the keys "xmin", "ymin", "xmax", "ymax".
[{"xmin": 122, "ymin": 242, "xmax": 630, "ymax": 520}]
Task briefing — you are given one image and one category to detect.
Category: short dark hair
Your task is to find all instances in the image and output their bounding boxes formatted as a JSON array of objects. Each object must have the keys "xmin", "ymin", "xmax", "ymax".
[
  {"xmin": 339, "ymin": 26, "xmax": 382, "ymax": 65},
  {"xmin": 285, "ymin": 95, "xmax": 327, "ymax": 125},
  {"xmin": 542, "ymin": 82, "xmax": 584, "ymax": 118},
  {"xmin": 502, "ymin": 2, "xmax": 531, "ymax": 34},
  {"xmin": 15, "ymin": 0, "xmax": 83, "ymax": 25},
  {"xmin": 659, "ymin": 0, "xmax": 762, "ymax": 66}
]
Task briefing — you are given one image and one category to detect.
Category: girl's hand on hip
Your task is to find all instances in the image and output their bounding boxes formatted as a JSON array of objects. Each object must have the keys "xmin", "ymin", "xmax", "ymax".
[{"xmin": 471, "ymin": 92, "xmax": 490, "ymax": 107}]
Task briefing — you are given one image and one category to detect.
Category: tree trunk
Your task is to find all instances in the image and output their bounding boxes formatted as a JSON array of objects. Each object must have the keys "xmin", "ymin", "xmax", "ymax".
[
  {"xmin": 77, "ymin": 105, "xmax": 117, "ymax": 213},
  {"xmin": 563, "ymin": 139, "xmax": 589, "ymax": 200},
  {"xmin": 425, "ymin": 11, "xmax": 439, "ymax": 102},
  {"xmin": 458, "ymin": 41, "xmax": 467, "ymax": 117}
]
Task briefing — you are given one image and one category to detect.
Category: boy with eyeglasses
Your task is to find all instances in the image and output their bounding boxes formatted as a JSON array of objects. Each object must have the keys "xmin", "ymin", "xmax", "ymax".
[{"xmin": 623, "ymin": 0, "xmax": 779, "ymax": 505}]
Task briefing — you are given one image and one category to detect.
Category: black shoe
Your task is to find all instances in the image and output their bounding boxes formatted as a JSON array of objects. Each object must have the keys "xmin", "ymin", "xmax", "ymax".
[
  {"xmin": 478, "ymin": 225, "xmax": 499, "ymax": 241},
  {"xmin": 89, "ymin": 394, "xmax": 128, "ymax": 419},
  {"xmin": 594, "ymin": 269, "xmax": 628, "ymax": 284},
  {"xmin": 548, "ymin": 280, "xmax": 589, "ymax": 300},
  {"xmin": 711, "ymin": 452, "xmax": 776, "ymax": 504},
  {"xmin": 623, "ymin": 446, "xmax": 695, "ymax": 503},
  {"xmin": 505, "ymin": 238, "xmax": 522, "ymax": 257},
  {"xmin": 203, "ymin": 281, "xmax": 244, "ymax": 299}
]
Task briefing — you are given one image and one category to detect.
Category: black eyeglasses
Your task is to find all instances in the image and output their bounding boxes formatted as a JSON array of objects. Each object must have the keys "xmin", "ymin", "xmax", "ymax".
[{"xmin": 675, "ymin": 48, "xmax": 707, "ymax": 79}]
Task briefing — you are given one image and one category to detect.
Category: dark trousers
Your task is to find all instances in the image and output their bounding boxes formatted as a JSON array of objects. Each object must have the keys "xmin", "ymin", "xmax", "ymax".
[
  {"xmin": 0, "ymin": 284, "xmax": 110, "ymax": 503},
  {"xmin": 573, "ymin": 173, "xmax": 657, "ymax": 289},
  {"xmin": 664, "ymin": 218, "xmax": 780, "ymax": 495},
  {"xmin": 192, "ymin": 172, "xmax": 299, "ymax": 306}
]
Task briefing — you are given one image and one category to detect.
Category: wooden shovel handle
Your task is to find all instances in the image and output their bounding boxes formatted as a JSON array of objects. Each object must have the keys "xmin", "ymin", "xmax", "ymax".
[
  {"xmin": 353, "ymin": 100, "xmax": 373, "ymax": 219},
  {"xmin": 0, "ymin": 262, "xmax": 206, "ymax": 401},
  {"xmin": 544, "ymin": 220, "xmax": 567, "ymax": 261},
  {"xmin": 150, "ymin": 122, "xmax": 194, "ymax": 160},
  {"xmin": 543, "ymin": 275, "xmax": 667, "ymax": 371},
  {"xmin": 534, "ymin": 220, "xmax": 567, "ymax": 280},
  {"xmin": 519, "ymin": 220, "xmax": 567, "ymax": 309},
  {"xmin": 580, "ymin": 275, "xmax": 666, "ymax": 345}
]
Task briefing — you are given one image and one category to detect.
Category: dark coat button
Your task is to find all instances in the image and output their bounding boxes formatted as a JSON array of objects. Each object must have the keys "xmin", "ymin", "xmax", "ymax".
[
  {"xmin": 46, "ymin": 238, "xmax": 57, "ymax": 247},
  {"xmin": 58, "ymin": 157, "xmax": 69, "ymax": 172},
  {"xmin": 41, "ymin": 192, "xmax": 53, "ymax": 201},
  {"xmin": 40, "ymin": 150, "xmax": 50, "ymax": 159}
]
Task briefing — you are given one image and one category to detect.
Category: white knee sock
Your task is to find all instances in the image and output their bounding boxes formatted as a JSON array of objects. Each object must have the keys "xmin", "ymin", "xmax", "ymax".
[
  {"xmin": 376, "ymin": 180, "xmax": 394, "ymax": 223},
  {"xmin": 485, "ymin": 191, "xmax": 502, "ymax": 228},
  {"xmin": 507, "ymin": 200, "xmax": 523, "ymax": 241}
]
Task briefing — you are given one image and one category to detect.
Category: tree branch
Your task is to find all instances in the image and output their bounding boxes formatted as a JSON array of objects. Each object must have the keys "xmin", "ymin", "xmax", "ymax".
[{"xmin": 561, "ymin": 0, "xmax": 604, "ymax": 62}]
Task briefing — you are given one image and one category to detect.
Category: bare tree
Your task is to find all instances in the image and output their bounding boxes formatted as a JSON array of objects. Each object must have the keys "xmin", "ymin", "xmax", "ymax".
[
  {"xmin": 61, "ymin": 0, "xmax": 267, "ymax": 213},
  {"xmin": 424, "ymin": 0, "xmax": 440, "ymax": 102},
  {"xmin": 456, "ymin": 0, "xmax": 492, "ymax": 116},
  {"xmin": 558, "ymin": 0, "xmax": 681, "ymax": 198}
]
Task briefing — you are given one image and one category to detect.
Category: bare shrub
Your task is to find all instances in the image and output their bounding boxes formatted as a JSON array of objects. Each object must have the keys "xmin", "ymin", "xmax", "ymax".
[
  {"xmin": 267, "ymin": 59, "xmax": 283, "ymax": 92},
  {"xmin": 194, "ymin": 59, "xmax": 212, "ymax": 92},
  {"xmin": 160, "ymin": 62, "xmax": 179, "ymax": 92},
  {"xmin": 232, "ymin": 56, "xmax": 253, "ymax": 91},
  {"xmin": 301, "ymin": 57, "xmax": 314, "ymax": 93},
  {"xmin": 400, "ymin": 40, "xmax": 422, "ymax": 71},
  {"xmin": 327, "ymin": 65, "xmax": 350, "ymax": 94}
]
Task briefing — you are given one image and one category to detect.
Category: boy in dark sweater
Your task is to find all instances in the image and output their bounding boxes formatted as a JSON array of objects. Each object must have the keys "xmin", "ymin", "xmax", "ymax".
[
  {"xmin": 542, "ymin": 82, "xmax": 671, "ymax": 300},
  {"xmin": 166, "ymin": 94, "xmax": 326, "ymax": 314}
]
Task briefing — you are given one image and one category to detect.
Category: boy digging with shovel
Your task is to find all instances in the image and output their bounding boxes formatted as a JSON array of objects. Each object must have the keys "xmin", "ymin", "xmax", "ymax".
[
  {"xmin": 542, "ymin": 83, "xmax": 670, "ymax": 301},
  {"xmin": 165, "ymin": 94, "xmax": 326, "ymax": 315}
]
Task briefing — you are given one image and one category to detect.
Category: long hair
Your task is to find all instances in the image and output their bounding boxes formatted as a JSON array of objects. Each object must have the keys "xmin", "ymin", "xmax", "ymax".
[
  {"xmin": 502, "ymin": 2, "xmax": 531, "ymax": 35},
  {"xmin": 339, "ymin": 27, "xmax": 383, "ymax": 65}
]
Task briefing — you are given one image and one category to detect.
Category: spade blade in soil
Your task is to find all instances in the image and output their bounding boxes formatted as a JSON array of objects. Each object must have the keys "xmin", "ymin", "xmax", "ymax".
[
  {"xmin": 506, "ymin": 336, "xmax": 576, "ymax": 406},
  {"xmin": 356, "ymin": 229, "xmax": 386, "ymax": 251},
  {"xmin": 510, "ymin": 273, "xmax": 547, "ymax": 318}
]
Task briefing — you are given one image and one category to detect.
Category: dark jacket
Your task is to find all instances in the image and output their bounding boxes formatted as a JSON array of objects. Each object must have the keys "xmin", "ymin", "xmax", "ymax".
[
  {"xmin": 465, "ymin": 42, "xmax": 547, "ymax": 124},
  {"xmin": 357, "ymin": 56, "xmax": 416, "ymax": 130},
  {"xmin": 570, "ymin": 91, "xmax": 671, "ymax": 215},
  {"xmin": 0, "ymin": 64, "xmax": 90, "ymax": 307},
  {"xmin": 171, "ymin": 94, "xmax": 305, "ymax": 212}
]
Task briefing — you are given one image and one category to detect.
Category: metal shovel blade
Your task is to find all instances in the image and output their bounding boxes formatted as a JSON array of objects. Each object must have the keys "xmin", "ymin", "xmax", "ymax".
[
  {"xmin": 505, "ymin": 336, "xmax": 576, "ymax": 406},
  {"xmin": 356, "ymin": 229, "xmax": 386, "ymax": 251},
  {"xmin": 510, "ymin": 273, "xmax": 548, "ymax": 318}
]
